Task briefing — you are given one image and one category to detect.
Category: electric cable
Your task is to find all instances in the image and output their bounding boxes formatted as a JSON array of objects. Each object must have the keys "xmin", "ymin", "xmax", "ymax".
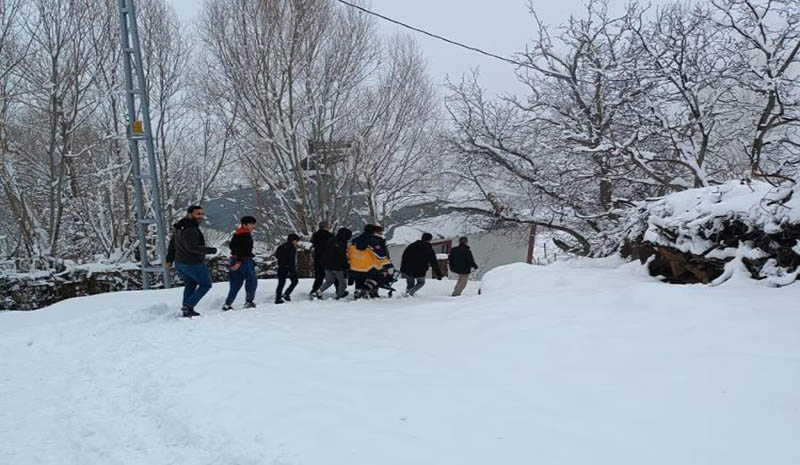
[{"xmin": 334, "ymin": 0, "xmax": 528, "ymax": 69}]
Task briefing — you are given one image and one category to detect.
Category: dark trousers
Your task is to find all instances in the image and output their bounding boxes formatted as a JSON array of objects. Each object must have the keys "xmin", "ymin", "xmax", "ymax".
[
  {"xmin": 175, "ymin": 262, "xmax": 212, "ymax": 308},
  {"xmin": 225, "ymin": 258, "xmax": 257, "ymax": 305},
  {"xmin": 405, "ymin": 275, "xmax": 426, "ymax": 296},
  {"xmin": 311, "ymin": 260, "xmax": 325, "ymax": 293},
  {"xmin": 353, "ymin": 276, "xmax": 366, "ymax": 290},
  {"xmin": 276, "ymin": 267, "xmax": 298, "ymax": 299}
]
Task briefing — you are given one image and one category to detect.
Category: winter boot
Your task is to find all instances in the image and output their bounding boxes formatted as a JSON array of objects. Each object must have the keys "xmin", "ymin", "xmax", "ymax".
[
  {"xmin": 275, "ymin": 297, "xmax": 285, "ymax": 305},
  {"xmin": 335, "ymin": 291, "xmax": 349, "ymax": 300},
  {"xmin": 243, "ymin": 301, "xmax": 257, "ymax": 309},
  {"xmin": 282, "ymin": 293, "xmax": 292, "ymax": 302},
  {"xmin": 182, "ymin": 305, "xmax": 200, "ymax": 318},
  {"xmin": 221, "ymin": 304, "xmax": 234, "ymax": 311}
]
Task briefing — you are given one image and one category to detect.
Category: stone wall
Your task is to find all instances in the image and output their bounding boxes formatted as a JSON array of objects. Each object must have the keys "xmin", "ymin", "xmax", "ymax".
[{"xmin": 1, "ymin": 255, "xmax": 280, "ymax": 311}]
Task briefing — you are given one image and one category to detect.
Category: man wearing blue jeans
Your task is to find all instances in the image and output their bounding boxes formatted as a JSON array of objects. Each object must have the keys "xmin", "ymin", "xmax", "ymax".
[
  {"xmin": 222, "ymin": 216, "xmax": 258, "ymax": 310},
  {"xmin": 167, "ymin": 206, "xmax": 218, "ymax": 317}
]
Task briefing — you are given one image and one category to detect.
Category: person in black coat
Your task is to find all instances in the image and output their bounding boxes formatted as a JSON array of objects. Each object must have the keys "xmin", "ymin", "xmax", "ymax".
[
  {"xmin": 222, "ymin": 216, "xmax": 258, "ymax": 310},
  {"xmin": 166, "ymin": 205, "xmax": 218, "ymax": 317},
  {"xmin": 400, "ymin": 232, "xmax": 443, "ymax": 296},
  {"xmin": 449, "ymin": 236, "xmax": 478, "ymax": 296},
  {"xmin": 274, "ymin": 233, "xmax": 300, "ymax": 304},
  {"xmin": 313, "ymin": 227, "xmax": 353, "ymax": 299},
  {"xmin": 310, "ymin": 221, "xmax": 333, "ymax": 295}
]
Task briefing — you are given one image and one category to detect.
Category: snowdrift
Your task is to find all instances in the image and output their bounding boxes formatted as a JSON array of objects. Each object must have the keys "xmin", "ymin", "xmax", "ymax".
[
  {"xmin": 619, "ymin": 180, "xmax": 800, "ymax": 285},
  {"xmin": 2, "ymin": 260, "xmax": 798, "ymax": 465}
]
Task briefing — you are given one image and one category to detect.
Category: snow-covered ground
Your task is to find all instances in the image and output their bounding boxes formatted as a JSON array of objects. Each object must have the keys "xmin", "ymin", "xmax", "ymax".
[{"xmin": 1, "ymin": 258, "xmax": 798, "ymax": 465}]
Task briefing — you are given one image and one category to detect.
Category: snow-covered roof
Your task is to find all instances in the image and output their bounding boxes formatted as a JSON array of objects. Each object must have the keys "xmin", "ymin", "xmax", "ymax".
[{"xmin": 387, "ymin": 213, "xmax": 487, "ymax": 246}]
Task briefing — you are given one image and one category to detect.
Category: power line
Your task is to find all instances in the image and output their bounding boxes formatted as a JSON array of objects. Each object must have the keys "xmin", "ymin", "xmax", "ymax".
[{"xmin": 334, "ymin": 0, "xmax": 527, "ymax": 69}]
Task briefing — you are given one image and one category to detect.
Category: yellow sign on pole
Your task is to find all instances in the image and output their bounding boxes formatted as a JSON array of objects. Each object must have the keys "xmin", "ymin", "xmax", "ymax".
[{"xmin": 132, "ymin": 120, "xmax": 144, "ymax": 136}]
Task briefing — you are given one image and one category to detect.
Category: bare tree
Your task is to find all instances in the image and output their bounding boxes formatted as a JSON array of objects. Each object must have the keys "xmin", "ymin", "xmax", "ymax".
[
  {"xmin": 712, "ymin": 0, "xmax": 800, "ymax": 181},
  {"xmin": 0, "ymin": 0, "xmax": 33, "ymax": 260},
  {"xmin": 72, "ymin": 0, "xmax": 134, "ymax": 259},
  {"xmin": 190, "ymin": 47, "xmax": 249, "ymax": 205},
  {"xmin": 349, "ymin": 34, "xmax": 439, "ymax": 228},
  {"xmin": 445, "ymin": 0, "xmax": 652, "ymax": 252},
  {"xmin": 8, "ymin": 0, "xmax": 104, "ymax": 259},
  {"xmin": 199, "ymin": 0, "xmax": 378, "ymax": 235},
  {"xmin": 629, "ymin": 2, "xmax": 739, "ymax": 188},
  {"xmin": 138, "ymin": 0, "xmax": 194, "ymax": 221}
]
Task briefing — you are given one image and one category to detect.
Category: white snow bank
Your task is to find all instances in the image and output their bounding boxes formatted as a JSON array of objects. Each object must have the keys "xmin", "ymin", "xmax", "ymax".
[
  {"xmin": 481, "ymin": 256, "xmax": 644, "ymax": 295},
  {"xmin": 1, "ymin": 260, "xmax": 798, "ymax": 465}
]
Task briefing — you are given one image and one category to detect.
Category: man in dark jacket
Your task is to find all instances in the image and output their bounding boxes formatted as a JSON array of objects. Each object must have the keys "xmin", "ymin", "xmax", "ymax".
[
  {"xmin": 274, "ymin": 233, "xmax": 300, "ymax": 304},
  {"xmin": 222, "ymin": 216, "xmax": 258, "ymax": 311},
  {"xmin": 400, "ymin": 232, "xmax": 443, "ymax": 296},
  {"xmin": 167, "ymin": 205, "xmax": 218, "ymax": 317},
  {"xmin": 310, "ymin": 221, "xmax": 333, "ymax": 295},
  {"xmin": 449, "ymin": 236, "xmax": 478, "ymax": 297},
  {"xmin": 313, "ymin": 227, "xmax": 352, "ymax": 299}
]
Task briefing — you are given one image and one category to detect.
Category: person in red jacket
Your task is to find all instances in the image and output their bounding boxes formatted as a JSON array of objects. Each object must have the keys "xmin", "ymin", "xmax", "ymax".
[{"xmin": 222, "ymin": 216, "xmax": 258, "ymax": 310}]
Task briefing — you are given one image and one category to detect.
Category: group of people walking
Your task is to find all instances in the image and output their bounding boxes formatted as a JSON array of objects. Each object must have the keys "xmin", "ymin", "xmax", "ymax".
[{"xmin": 167, "ymin": 206, "xmax": 478, "ymax": 318}]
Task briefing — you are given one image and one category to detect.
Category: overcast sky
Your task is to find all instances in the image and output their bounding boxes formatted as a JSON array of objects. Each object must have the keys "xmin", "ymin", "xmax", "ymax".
[{"xmin": 167, "ymin": 0, "xmax": 662, "ymax": 96}]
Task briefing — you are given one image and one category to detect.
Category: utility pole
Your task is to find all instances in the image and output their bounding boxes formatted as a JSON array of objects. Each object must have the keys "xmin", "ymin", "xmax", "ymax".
[{"xmin": 117, "ymin": 0, "xmax": 171, "ymax": 290}]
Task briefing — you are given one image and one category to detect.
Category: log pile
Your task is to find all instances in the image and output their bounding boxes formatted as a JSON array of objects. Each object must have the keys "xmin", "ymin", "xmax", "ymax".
[{"xmin": 617, "ymin": 181, "xmax": 800, "ymax": 285}]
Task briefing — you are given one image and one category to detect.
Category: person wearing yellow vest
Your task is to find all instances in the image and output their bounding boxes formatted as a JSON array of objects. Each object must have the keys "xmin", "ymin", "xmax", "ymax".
[{"xmin": 347, "ymin": 224, "xmax": 392, "ymax": 299}]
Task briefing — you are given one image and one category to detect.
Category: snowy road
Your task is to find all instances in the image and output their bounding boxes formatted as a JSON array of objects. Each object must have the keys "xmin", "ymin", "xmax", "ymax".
[{"xmin": 1, "ymin": 259, "xmax": 799, "ymax": 465}]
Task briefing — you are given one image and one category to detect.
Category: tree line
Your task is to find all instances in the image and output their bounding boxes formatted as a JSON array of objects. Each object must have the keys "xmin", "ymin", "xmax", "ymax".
[
  {"xmin": 1, "ymin": 0, "xmax": 798, "ymax": 271},
  {"xmin": 0, "ymin": 0, "xmax": 438, "ymax": 270},
  {"xmin": 445, "ymin": 0, "xmax": 800, "ymax": 253}
]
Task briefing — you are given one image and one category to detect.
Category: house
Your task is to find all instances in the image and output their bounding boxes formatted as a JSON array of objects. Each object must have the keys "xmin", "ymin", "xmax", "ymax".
[{"xmin": 385, "ymin": 213, "xmax": 562, "ymax": 279}]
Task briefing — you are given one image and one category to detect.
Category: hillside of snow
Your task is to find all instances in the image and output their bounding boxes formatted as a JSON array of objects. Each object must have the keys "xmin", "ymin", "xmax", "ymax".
[{"xmin": 1, "ymin": 259, "xmax": 798, "ymax": 465}]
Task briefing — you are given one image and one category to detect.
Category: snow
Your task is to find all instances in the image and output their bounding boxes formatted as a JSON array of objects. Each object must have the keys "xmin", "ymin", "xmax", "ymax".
[
  {"xmin": 1, "ymin": 259, "xmax": 799, "ymax": 465},
  {"xmin": 387, "ymin": 213, "xmax": 485, "ymax": 245}
]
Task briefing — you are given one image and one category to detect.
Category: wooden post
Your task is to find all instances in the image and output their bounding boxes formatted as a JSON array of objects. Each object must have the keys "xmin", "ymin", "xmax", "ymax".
[
  {"xmin": 526, "ymin": 224, "xmax": 538, "ymax": 264},
  {"xmin": 436, "ymin": 254, "xmax": 449, "ymax": 278},
  {"xmin": 296, "ymin": 249, "xmax": 313, "ymax": 278}
]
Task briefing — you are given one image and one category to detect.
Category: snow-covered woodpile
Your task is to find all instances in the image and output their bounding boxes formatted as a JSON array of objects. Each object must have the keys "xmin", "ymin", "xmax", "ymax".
[{"xmin": 618, "ymin": 181, "xmax": 800, "ymax": 286}]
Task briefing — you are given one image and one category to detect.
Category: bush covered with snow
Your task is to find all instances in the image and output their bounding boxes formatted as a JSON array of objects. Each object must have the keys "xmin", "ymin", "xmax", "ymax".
[{"xmin": 617, "ymin": 180, "xmax": 800, "ymax": 286}]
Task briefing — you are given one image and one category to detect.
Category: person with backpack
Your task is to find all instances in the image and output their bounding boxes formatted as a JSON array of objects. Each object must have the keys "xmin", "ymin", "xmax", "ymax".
[
  {"xmin": 222, "ymin": 216, "xmax": 258, "ymax": 311},
  {"xmin": 400, "ymin": 232, "xmax": 443, "ymax": 296},
  {"xmin": 310, "ymin": 221, "xmax": 333, "ymax": 296},
  {"xmin": 312, "ymin": 227, "xmax": 353, "ymax": 300},
  {"xmin": 448, "ymin": 236, "xmax": 478, "ymax": 297},
  {"xmin": 166, "ymin": 205, "xmax": 218, "ymax": 318},
  {"xmin": 274, "ymin": 233, "xmax": 300, "ymax": 304}
]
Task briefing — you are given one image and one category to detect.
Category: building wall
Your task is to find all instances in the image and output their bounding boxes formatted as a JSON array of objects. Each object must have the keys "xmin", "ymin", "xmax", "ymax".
[{"xmin": 388, "ymin": 226, "xmax": 532, "ymax": 280}]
